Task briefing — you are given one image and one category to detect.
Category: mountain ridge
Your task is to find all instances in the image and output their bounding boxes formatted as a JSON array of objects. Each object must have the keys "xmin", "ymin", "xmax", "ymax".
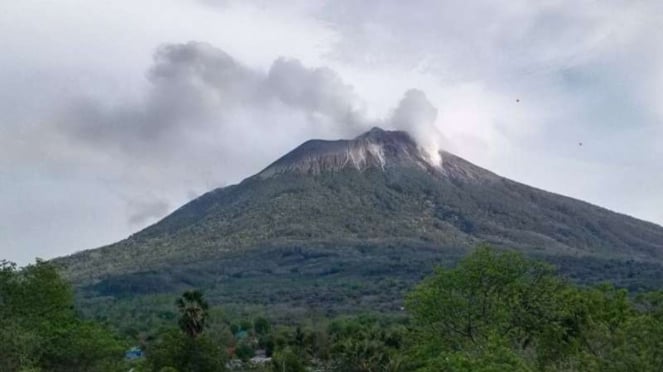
[
  {"xmin": 257, "ymin": 127, "xmax": 435, "ymax": 177},
  {"xmin": 55, "ymin": 127, "xmax": 663, "ymax": 292}
]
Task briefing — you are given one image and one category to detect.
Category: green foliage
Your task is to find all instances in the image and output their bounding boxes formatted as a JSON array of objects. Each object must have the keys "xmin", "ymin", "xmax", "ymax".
[
  {"xmin": 254, "ymin": 317, "xmax": 271, "ymax": 335},
  {"xmin": 12, "ymin": 245, "xmax": 663, "ymax": 372},
  {"xmin": 148, "ymin": 290, "xmax": 225, "ymax": 371},
  {"xmin": 0, "ymin": 260, "xmax": 125, "ymax": 371},
  {"xmin": 326, "ymin": 316, "xmax": 406, "ymax": 372},
  {"xmin": 271, "ymin": 347, "xmax": 305, "ymax": 372},
  {"xmin": 235, "ymin": 341, "xmax": 255, "ymax": 362},
  {"xmin": 147, "ymin": 329, "xmax": 226, "ymax": 372},
  {"xmin": 74, "ymin": 242, "xmax": 663, "ymax": 341},
  {"xmin": 406, "ymin": 246, "xmax": 663, "ymax": 371},
  {"xmin": 407, "ymin": 246, "xmax": 563, "ymax": 350},
  {"xmin": 0, "ymin": 320, "xmax": 41, "ymax": 371},
  {"xmin": 419, "ymin": 336, "xmax": 531, "ymax": 372},
  {"xmin": 58, "ymin": 160, "xmax": 663, "ymax": 292},
  {"xmin": 240, "ymin": 320, "xmax": 253, "ymax": 332},
  {"xmin": 52, "ymin": 144, "xmax": 663, "ymax": 361},
  {"xmin": 177, "ymin": 290, "xmax": 209, "ymax": 338},
  {"xmin": 159, "ymin": 367, "xmax": 179, "ymax": 372}
]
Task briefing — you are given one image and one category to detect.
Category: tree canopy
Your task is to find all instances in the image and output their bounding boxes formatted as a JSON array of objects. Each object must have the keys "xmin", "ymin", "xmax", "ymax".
[
  {"xmin": 6, "ymin": 246, "xmax": 663, "ymax": 371},
  {"xmin": 176, "ymin": 290, "xmax": 209, "ymax": 339},
  {"xmin": 0, "ymin": 260, "xmax": 124, "ymax": 371},
  {"xmin": 406, "ymin": 246, "xmax": 663, "ymax": 371}
]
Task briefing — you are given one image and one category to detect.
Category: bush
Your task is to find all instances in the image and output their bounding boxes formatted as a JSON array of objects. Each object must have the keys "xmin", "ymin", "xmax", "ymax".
[
  {"xmin": 235, "ymin": 341, "xmax": 255, "ymax": 362},
  {"xmin": 271, "ymin": 347, "xmax": 305, "ymax": 372},
  {"xmin": 148, "ymin": 329, "xmax": 226, "ymax": 372}
]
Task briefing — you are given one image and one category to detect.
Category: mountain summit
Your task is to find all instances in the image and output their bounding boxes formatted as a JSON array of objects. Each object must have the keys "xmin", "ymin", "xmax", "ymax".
[
  {"xmin": 259, "ymin": 127, "xmax": 496, "ymax": 182},
  {"xmin": 259, "ymin": 127, "xmax": 434, "ymax": 177},
  {"xmin": 57, "ymin": 127, "xmax": 663, "ymax": 307}
]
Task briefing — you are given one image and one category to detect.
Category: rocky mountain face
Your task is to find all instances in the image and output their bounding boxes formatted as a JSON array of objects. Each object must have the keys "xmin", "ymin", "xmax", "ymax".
[
  {"xmin": 258, "ymin": 127, "xmax": 495, "ymax": 181},
  {"xmin": 56, "ymin": 128, "xmax": 663, "ymax": 314},
  {"xmin": 258, "ymin": 127, "xmax": 435, "ymax": 176}
]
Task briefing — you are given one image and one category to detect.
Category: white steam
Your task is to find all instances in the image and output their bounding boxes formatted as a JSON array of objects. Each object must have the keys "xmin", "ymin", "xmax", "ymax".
[{"xmin": 387, "ymin": 89, "xmax": 444, "ymax": 166}]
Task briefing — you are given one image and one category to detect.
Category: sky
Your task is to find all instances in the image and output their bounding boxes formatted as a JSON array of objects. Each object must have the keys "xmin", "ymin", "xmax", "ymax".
[{"xmin": 1, "ymin": 0, "xmax": 662, "ymax": 265}]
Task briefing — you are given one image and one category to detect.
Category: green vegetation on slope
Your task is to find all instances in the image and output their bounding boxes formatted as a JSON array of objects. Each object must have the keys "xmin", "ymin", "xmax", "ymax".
[
  {"xmin": 0, "ymin": 260, "xmax": 126, "ymax": 371},
  {"xmin": 46, "ymin": 130, "xmax": 663, "ymax": 370},
  {"xmin": 57, "ymin": 160, "xmax": 663, "ymax": 284},
  {"xmin": 5, "ymin": 246, "xmax": 663, "ymax": 371},
  {"xmin": 56, "ymin": 165, "xmax": 663, "ymax": 330},
  {"xmin": 76, "ymin": 243, "xmax": 663, "ymax": 339}
]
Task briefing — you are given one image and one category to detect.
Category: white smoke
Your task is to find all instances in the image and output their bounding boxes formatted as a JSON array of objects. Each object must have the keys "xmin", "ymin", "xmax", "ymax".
[{"xmin": 387, "ymin": 89, "xmax": 444, "ymax": 166}]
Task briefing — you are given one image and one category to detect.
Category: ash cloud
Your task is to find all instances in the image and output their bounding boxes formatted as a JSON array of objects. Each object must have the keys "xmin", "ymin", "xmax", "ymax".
[
  {"xmin": 61, "ymin": 41, "xmax": 444, "ymax": 168},
  {"xmin": 61, "ymin": 42, "xmax": 373, "ymax": 154},
  {"xmin": 265, "ymin": 58, "xmax": 366, "ymax": 132},
  {"xmin": 55, "ymin": 41, "xmax": 446, "ymax": 226},
  {"xmin": 63, "ymin": 42, "xmax": 261, "ymax": 153}
]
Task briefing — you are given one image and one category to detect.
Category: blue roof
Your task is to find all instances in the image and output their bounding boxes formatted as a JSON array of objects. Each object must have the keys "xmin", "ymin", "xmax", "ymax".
[{"xmin": 125, "ymin": 347, "xmax": 143, "ymax": 360}]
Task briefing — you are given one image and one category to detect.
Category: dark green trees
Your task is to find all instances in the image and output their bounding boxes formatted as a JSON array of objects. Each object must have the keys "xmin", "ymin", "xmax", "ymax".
[
  {"xmin": 271, "ymin": 347, "xmax": 306, "ymax": 372},
  {"xmin": 0, "ymin": 260, "xmax": 124, "ymax": 371},
  {"xmin": 254, "ymin": 316, "xmax": 271, "ymax": 335},
  {"xmin": 148, "ymin": 290, "xmax": 225, "ymax": 372},
  {"xmin": 147, "ymin": 329, "xmax": 225, "ymax": 372},
  {"xmin": 176, "ymin": 290, "xmax": 209, "ymax": 338},
  {"xmin": 406, "ymin": 246, "xmax": 663, "ymax": 371}
]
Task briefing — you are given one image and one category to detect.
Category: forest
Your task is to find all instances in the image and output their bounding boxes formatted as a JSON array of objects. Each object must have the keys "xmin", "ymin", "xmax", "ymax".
[{"xmin": 3, "ymin": 246, "xmax": 663, "ymax": 371}]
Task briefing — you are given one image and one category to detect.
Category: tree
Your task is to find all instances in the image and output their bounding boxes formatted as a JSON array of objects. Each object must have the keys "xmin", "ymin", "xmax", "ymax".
[
  {"xmin": 240, "ymin": 319, "xmax": 253, "ymax": 332},
  {"xmin": 235, "ymin": 341, "xmax": 255, "ymax": 362},
  {"xmin": 271, "ymin": 347, "xmax": 305, "ymax": 372},
  {"xmin": 331, "ymin": 337, "xmax": 394, "ymax": 372},
  {"xmin": 327, "ymin": 318, "xmax": 405, "ymax": 372},
  {"xmin": 149, "ymin": 290, "xmax": 225, "ymax": 372},
  {"xmin": 408, "ymin": 246, "xmax": 563, "ymax": 344},
  {"xmin": 406, "ymin": 246, "xmax": 572, "ymax": 369},
  {"xmin": 404, "ymin": 245, "xmax": 663, "ymax": 370},
  {"xmin": 254, "ymin": 316, "xmax": 271, "ymax": 335},
  {"xmin": 176, "ymin": 290, "xmax": 209, "ymax": 339},
  {"xmin": 0, "ymin": 260, "xmax": 124, "ymax": 371},
  {"xmin": 148, "ymin": 329, "xmax": 225, "ymax": 372}
]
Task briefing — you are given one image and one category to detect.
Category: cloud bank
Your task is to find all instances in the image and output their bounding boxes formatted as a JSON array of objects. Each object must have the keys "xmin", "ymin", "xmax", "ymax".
[{"xmin": 59, "ymin": 41, "xmax": 447, "ymax": 176}]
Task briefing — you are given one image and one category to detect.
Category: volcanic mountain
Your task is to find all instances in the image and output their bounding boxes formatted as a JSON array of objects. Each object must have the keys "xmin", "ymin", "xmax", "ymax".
[{"xmin": 57, "ymin": 128, "xmax": 663, "ymax": 314}]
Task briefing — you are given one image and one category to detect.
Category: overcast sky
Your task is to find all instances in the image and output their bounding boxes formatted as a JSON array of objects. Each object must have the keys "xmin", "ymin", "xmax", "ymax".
[{"xmin": 1, "ymin": 0, "xmax": 662, "ymax": 265}]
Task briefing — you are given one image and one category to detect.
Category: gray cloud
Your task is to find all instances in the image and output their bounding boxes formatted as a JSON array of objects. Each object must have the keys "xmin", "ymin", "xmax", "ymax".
[
  {"xmin": 265, "ymin": 58, "xmax": 366, "ymax": 131},
  {"xmin": 62, "ymin": 42, "xmax": 259, "ymax": 153},
  {"xmin": 60, "ymin": 41, "xmax": 438, "ymax": 164},
  {"xmin": 61, "ymin": 42, "xmax": 365, "ymax": 151}
]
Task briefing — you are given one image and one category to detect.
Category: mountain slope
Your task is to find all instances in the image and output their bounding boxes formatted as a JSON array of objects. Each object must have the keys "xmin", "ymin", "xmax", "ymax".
[{"xmin": 58, "ymin": 127, "xmax": 663, "ymax": 289}]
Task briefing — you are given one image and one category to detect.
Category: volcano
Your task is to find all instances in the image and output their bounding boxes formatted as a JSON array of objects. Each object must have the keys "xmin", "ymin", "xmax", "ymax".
[{"xmin": 56, "ymin": 128, "xmax": 663, "ymax": 313}]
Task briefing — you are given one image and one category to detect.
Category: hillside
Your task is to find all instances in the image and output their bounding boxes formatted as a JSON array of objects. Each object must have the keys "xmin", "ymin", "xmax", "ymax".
[{"xmin": 55, "ymin": 128, "xmax": 663, "ymax": 318}]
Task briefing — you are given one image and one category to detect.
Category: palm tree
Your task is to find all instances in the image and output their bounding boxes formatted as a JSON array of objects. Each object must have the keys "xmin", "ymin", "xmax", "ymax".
[{"xmin": 175, "ymin": 290, "xmax": 209, "ymax": 338}]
